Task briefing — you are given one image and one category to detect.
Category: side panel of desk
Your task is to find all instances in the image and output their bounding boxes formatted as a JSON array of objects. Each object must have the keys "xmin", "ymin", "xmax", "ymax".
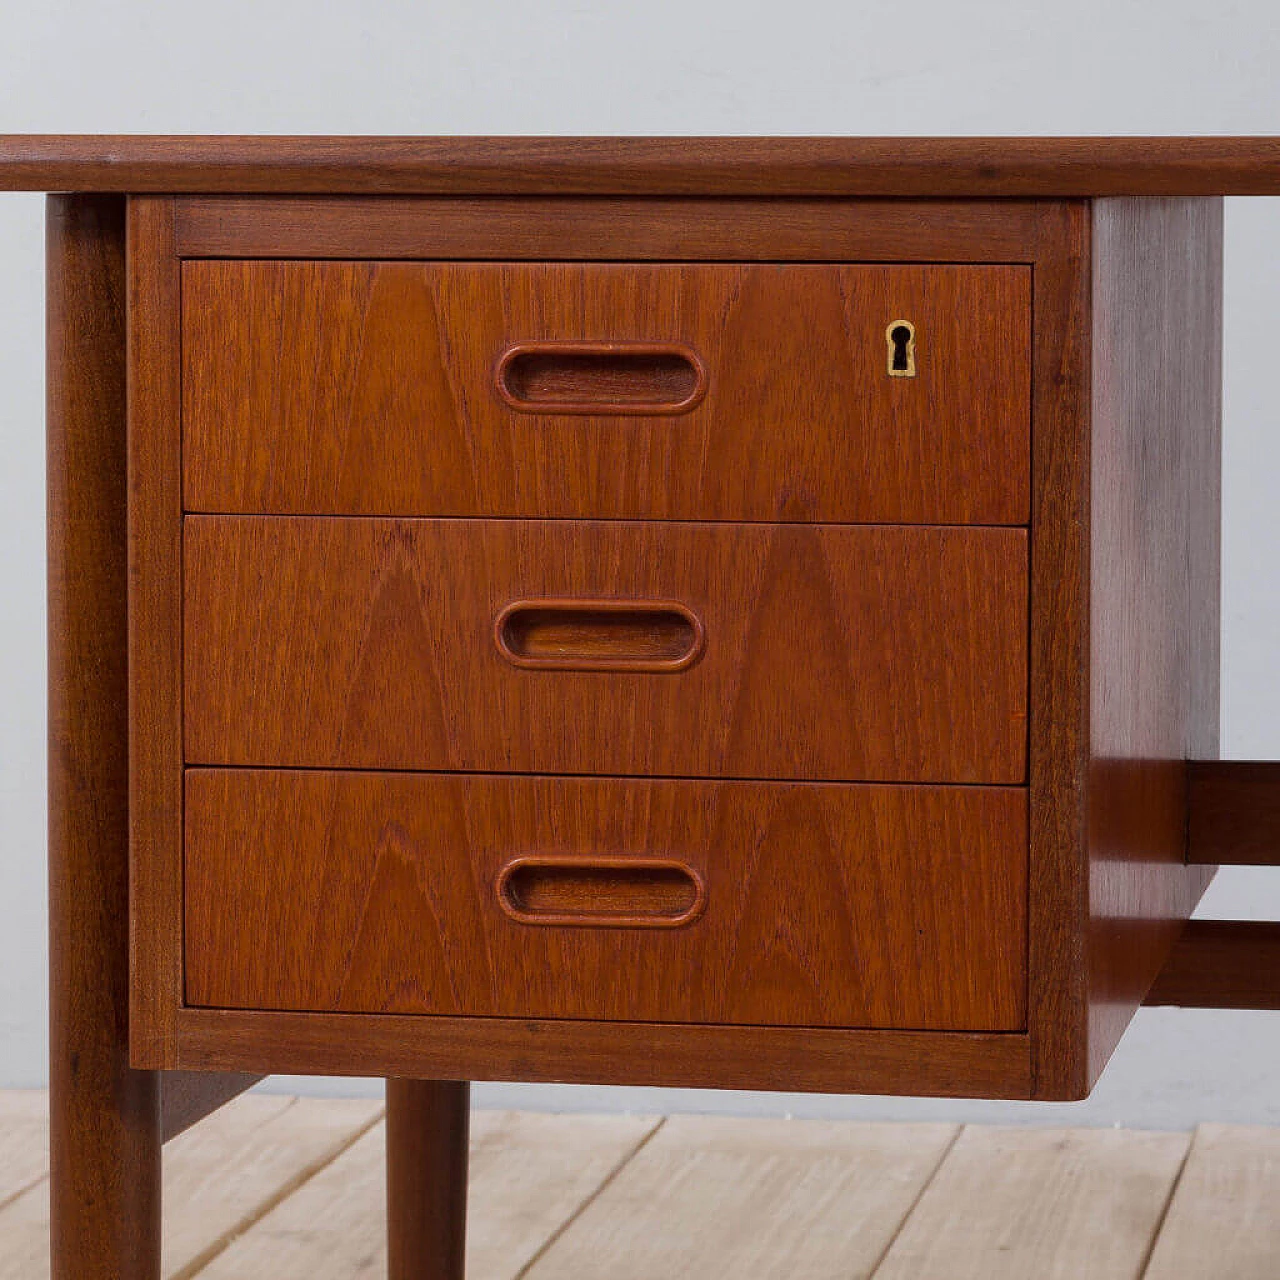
[{"xmin": 1084, "ymin": 197, "xmax": 1222, "ymax": 1089}]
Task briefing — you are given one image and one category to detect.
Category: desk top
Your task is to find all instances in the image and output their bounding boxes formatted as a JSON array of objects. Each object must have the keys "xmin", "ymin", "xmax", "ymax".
[{"xmin": 2, "ymin": 135, "xmax": 1279, "ymax": 196}]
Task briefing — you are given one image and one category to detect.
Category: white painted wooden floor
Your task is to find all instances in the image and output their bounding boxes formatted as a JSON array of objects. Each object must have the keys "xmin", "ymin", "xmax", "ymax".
[{"xmin": 1, "ymin": 1091, "xmax": 1277, "ymax": 1277}]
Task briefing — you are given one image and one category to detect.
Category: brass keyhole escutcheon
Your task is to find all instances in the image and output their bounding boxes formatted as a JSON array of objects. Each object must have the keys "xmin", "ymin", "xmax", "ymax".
[{"xmin": 886, "ymin": 321, "xmax": 917, "ymax": 378}]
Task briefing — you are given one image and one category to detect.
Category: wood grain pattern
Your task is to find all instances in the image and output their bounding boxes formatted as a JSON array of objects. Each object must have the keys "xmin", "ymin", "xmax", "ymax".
[
  {"xmin": 1144, "ymin": 1125, "xmax": 1280, "ymax": 1280},
  {"xmin": 20, "ymin": 1101, "xmax": 1280, "ymax": 1280},
  {"xmin": 0, "ymin": 1095, "xmax": 383, "ymax": 1280},
  {"xmin": 121, "ymin": 185, "xmax": 1231, "ymax": 1100},
  {"xmin": 130, "ymin": 192, "xmax": 1069, "ymax": 1096},
  {"xmin": 182, "ymin": 261, "xmax": 1031, "ymax": 524},
  {"xmin": 1026, "ymin": 198, "xmax": 1226, "ymax": 1100},
  {"xmin": 183, "ymin": 518, "xmax": 1028, "ymax": 783},
  {"xmin": 127, "ymin": 196, "xmax": 185, "ymax": 1068},
  {"xmin": 1145, "ymin": 921, "xmax": 1280, "ymax": 1009},
  {"xmin": 46, "ymin": 193, "xmax": 163, "ymax": 1280},
  {"xmin": 464, "ymin": 1111, "xmax": 659, "ymax": 1280},
  {"xmin": 524, "ymin": 1115, "xmax": 960, "ymax": 1280},
  {"xmin": 185, "ymin": 770, "xmax": 1027, "ymax": 1031},
  {"xmin": 18, "ymin": 1098, "xmax": 1280, "ymax": 1279},
  {"xmin": 173, "ymin": 196, "xmax": 1061, "ymax": 262},
  {"xmin": 1084, "ymin": 199, "xmax": 1223, "ymax": 1086},
  {"xmin": 1187, "ymin": 761, "xmax": 1280, "ymax": 864},
  {"xmin": 196, "ymin": 1110, "xmax": 661, "ymax": 1280},
  {"xmin": 1017, "ymin": 202, "xmax": 1093, "ymax": 1101},
  {"xmin": 874, "ymin": 1126, "xmax": 1190, "ymax": 1279},
  {"xmin": 386, "ymin": 1081, "xmax": 469, "ymax": 1280},
  {"xmin": 170, "ymin": 1007, "xmax": 1033, "ymax": 1096},
  {"xmin": 160, "ymin": 1095, "xmax": 382, "ymax": 1279},
  {"xmin": 5, "ymin": 134, "xmax": 1280, "ymax": 195},
  {"xmin": 1187, "ymin": 215, "xmax": 1224, "ymax": 766}
]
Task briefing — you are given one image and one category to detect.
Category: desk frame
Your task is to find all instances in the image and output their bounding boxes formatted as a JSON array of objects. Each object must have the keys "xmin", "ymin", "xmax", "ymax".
[{"xmin": 27, "ymin": 138, "xmax": 1280, "ymax": 1278}]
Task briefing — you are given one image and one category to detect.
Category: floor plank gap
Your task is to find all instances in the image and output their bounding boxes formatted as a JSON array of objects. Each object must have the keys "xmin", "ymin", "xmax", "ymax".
[
  {"xmin": 0, "ymin": 1173, "xmax": 48, "ymax": 1217},
  {"xmin": 512, "ymin": 1116, "xmax": 669, "ymax": 1280},
  {"xmin": 1143, "ymin": 1124, "xmax": 1280, "ymax": 1279},
  {"xmin": 522, "ymin": 1115, "xmax": 963, "ymax": 1280},
  {"xmin": 174, "ymin": 1104, "xmax": 386, "ymax": 1280},
  {"xmin": 867, "ymin": 1122, "xmax": 964, "ymax": 1277},
  {"xmin": 1134, "ymin": 1126, "xmax": 1197, "ymax": 1279},
  {"xmin": 0, "ymin": 1091, "xmax": 49, "ymax": 1209},
  {"xmin": 3, "ymin": 1093, "xmax": 1280, "ymax": 1278},
  {"xmin": 872, "ymin": 1126, "xmax": 1191, "ymax": 1280}
]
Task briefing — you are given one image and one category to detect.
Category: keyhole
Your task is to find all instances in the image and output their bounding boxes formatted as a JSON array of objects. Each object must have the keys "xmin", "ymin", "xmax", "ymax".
[{"xmin": 887, "ymin": 321, "xmax": 916, "ymax": 378}]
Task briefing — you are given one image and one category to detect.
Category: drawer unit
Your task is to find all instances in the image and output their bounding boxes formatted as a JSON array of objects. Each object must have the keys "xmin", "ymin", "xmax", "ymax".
[
  {"xmin": 184, "ymin": 771, "xmax": 1028, "ymax": 1030},
  {"xmin": 182, "ymin": 260, "xmax": 1031, "ymax": 524},
  {"xmin": 183, "ymin": 517, "xmax": 1028, "ymax": 781},
  {"xmin": 122, "ymin": 193, "xmax": 1222, "ymax": 1103}
]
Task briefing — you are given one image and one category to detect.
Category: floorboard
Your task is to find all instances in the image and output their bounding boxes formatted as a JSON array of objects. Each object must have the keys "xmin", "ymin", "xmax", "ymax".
[
  {"xmin": 0, "ymin": 1091, "xmax": 47, "ymax": 1209},
  {"xmin": 525, "ymin": 1115, "xmax": 960, "ymax": 1280},
  {"xmin": 873, "ymin": 1126, "xmax": 1191, "ymax": 1280},
  {"xmin": 197, "ymin": 1109, "xmax": 658, "ymax": 1280},
  {"xmin": 1, "ymin": 1092, "xmax": 1277, "ymax": 1278},
  {"xmin": 0, "ymin": 1093, "xmax": 380, "ymax": 1280},
  {"xmin": 1143, "ymin": 1124, "xmax": 1280, "ymax": 1280}
]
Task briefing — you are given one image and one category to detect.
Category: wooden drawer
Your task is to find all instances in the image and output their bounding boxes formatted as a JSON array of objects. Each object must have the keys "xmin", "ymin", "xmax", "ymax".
[
  {"xmin": 182, "ymin": 261, "xmax": 1031, "ymax": 524},
  {"xmin": 184, "ymin": 517, "xmax": 1028, "ymax": 783},
  {"xmin": 184, "ymin": 770, "xmax": 1028, "ymax": 1031}
]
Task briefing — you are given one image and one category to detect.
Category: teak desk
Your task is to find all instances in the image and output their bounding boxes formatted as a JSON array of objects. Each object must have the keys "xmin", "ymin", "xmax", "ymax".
[{"xmin": 4, "ymin": 135, "xmax": 1280, "ymax": 1278}]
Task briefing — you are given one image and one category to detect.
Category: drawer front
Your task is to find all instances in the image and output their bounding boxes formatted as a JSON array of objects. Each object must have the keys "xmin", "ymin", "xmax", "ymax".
[
  {"xmin": 182, "ymin": 261, "xmax": 1030, "ymax": 524},
  {"xmin": 185, "ymin": 770, "xmax": 1028, "ymax": 1030},
  {"xmin": 184, "ymin": 518, "xmax": 1028, "ymax": 783}
]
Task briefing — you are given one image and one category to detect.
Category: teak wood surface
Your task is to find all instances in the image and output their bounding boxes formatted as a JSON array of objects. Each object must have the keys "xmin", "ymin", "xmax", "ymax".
[
  {"xmin": 172, "ymin": 195, "xmax": 1073, "ymax": 262},
  {"xmin": 182, "ymin": 260, "xmax": 1031, "ymax": 524},
  {"xmin": 1145, "ymin": 921, "xmax": 1280, "ymax": 1011},
  {"xmin": 3, "ymin": 134, "xmax": 1280, "ymax": 194},
  {"xmin": 127, "ymin": 197, "xmax": 185, "ymax": 1065},
  {"xmin": 1187, "ymin": 761, "xmax": 1280, "ymax": 865},
  {"xmin": 47, "ymin": 194, "xmax": 163, "ymax": 1280},
  {"xmin": 1083, "ymin": 198, "xmax": 1221, "ymax": 1083},
  {"xmin": 1013, "ymin": 200, "xmax": 1091, "ymax": 1100},
  {"xmin": 38, "ymin": 169, "xmax": 1245, "ymax": 1112},
  {"xmin": 183, "ymin": 517, "xmax": 1029, "ymax": 783},
  {"xmin": 184, "ymin": 770, "xmax": 1027, "ymax": 1030},
  {"xmin": 385, "ymin": 1080, "xmax": 469, "ymax": 1280},
  {"xmin": 129, "ymin": 190, "xmax": 1089, "ymax": 1098},
  {"xmin": 23, "ymin": 136, "xmax": 1280, "ymax": 1280},
  {"xmin": 171, "ymin": 1009, "xmax": 1031, "ymax": 1098}
]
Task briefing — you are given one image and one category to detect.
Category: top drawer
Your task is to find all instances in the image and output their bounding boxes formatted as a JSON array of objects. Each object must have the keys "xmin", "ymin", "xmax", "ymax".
[{"xmin": 182, "ymin": 261, "xmax": 1030, "ymax": 523}]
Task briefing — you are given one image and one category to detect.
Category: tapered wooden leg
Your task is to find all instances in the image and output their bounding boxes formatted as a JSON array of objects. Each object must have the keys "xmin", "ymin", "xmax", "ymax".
[
  {"xmin": 386, "ymin": 1080, "xmax": 470, "ymax": 1278},
  {"xmin": 48, "ymin": 194, "xmax": 162, "ymax": 1279}
]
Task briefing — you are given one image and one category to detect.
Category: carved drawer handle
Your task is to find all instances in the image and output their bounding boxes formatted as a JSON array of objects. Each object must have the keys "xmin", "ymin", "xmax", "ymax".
[
  {"xmin": 497, "ymin": 857, "xmax": 707, "ymax": 928},
  {"xmin": 494, "ymin": 599, "xmax": 705, "ymax": 673},
  {"xmin": 495, "ymin": 342, "xmax": 708, "ymax": 415}
]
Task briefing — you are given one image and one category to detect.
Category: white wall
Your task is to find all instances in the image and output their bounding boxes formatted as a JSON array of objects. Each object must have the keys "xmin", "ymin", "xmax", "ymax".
[{"xmin": 2, "ymin": 0, "xmax": 1278, "ymax": 1127}]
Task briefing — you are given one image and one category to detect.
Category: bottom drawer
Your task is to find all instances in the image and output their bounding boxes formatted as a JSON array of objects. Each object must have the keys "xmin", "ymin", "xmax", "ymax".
[{"xmin": 184, "ymin": 770, "xmax": 1028, "ymax": 1031}]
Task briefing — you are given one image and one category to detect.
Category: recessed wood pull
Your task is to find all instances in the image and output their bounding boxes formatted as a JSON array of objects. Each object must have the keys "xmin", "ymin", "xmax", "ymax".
[
  {"xmin": 494, "ymin": 599, "xmax": 705, "ymax": 672},
  {"xmin": 495, "ymin": 342, "xmax": 708, "ymax": 415},
  {"xmin": 497, "ymin": 857, "xmax": 707, "ymax": 928}
]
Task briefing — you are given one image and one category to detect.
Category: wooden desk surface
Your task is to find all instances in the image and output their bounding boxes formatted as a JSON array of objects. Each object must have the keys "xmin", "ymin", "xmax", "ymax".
[{"xmin": 1, "ymin": 134, "xmax": 1279, "ymax": 195}]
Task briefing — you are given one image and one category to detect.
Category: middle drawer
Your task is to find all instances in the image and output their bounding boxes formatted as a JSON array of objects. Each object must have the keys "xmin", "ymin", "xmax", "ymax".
[{"xmin": 185, "ymin": 518, "xmax": 1027, "ymax": 783}]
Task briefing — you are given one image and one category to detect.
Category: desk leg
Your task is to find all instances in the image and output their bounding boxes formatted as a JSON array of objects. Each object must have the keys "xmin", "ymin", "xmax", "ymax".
[
  {"xmin": 387, "ymin": 1079, "xmax": 470, "ymax": 1278},
  {"xmin": 48, "ymin": 194, "xmax": 163, "ymax": 1279}
]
